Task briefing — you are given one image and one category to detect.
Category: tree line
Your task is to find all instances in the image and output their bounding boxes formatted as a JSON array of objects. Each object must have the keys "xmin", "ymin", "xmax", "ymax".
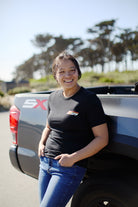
[{"xmin": 15, "ymin": 19, "xmax": 138, "ymax": 81}]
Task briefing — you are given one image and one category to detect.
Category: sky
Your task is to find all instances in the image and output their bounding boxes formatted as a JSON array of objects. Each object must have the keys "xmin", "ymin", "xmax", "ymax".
[{"xmin": 0, "ymin": 0, "xmax": 138, "ymax": 81}]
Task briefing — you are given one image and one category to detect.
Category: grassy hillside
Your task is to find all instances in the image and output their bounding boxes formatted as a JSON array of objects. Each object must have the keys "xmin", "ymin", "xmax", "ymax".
[
  {"xmin": 30, "ymin": 70, "xmax": 138, "ymax": 91},
  {"xmin": 1, "ymin": 70, "xmax": 137, "ymax": 111}
]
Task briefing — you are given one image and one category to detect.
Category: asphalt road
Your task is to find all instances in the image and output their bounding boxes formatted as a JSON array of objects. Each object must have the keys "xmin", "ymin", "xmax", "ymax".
[{"xmin": 0, "ymin": 112, "xmax": 71, "ymax": 207}]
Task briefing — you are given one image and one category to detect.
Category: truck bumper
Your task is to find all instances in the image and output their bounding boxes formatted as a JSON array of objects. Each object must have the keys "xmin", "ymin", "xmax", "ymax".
[{"xmin": 9, "ymin": 145, "xmax": 23, "ymax": 173}]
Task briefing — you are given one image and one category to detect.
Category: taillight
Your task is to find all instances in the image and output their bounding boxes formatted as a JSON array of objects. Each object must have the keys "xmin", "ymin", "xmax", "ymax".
[{"xmin": 9, "ymin": 105, "xmax": 20, "ymax": 145}]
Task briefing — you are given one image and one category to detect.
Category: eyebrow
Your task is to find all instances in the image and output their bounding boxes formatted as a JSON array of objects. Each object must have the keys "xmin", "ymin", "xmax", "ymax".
[{"xmin": 58, "ymin": 66, "xmax": 76, "ymax": 70}]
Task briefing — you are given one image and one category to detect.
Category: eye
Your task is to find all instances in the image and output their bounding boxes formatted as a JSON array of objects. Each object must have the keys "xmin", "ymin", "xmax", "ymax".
[
  {"xmin": 71, "ymin": 69, "xmax": 76, "ymax": 72},
  {"xmin": 59, "ymin": 70, "xmax": 65, "ymax": 74},
  {"xmin": 69, "ymin": 68, "xmax": 76, "ymax": 74}
]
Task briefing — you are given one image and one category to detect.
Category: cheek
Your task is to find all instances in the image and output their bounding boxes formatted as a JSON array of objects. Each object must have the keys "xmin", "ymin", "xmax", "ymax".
[{"xmin": 74, "ymin": 73, "xmax": 79, "ymax": 81}]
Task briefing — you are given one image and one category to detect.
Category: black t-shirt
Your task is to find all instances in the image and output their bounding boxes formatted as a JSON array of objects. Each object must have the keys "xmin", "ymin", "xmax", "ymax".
[{"xmin": 45, "ymin": 87, "xmax": 106, "ymax": 167}]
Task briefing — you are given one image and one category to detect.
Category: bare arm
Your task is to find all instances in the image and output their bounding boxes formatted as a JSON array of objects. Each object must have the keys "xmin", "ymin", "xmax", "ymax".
[
  {"xmin": 55, "ymin": 123, "xmax": 109, "ymax": 166},
  {"xmin": 71, "ymin": 123, "xmax": 108, "ymax": 162},
  {"xmin": 38, "ymin": 122, "xmax": 51, "ymax": 157}
]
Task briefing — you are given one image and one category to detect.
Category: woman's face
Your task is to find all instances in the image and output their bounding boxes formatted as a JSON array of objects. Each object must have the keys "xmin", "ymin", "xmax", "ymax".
[{"xmin": 55, "ymin": 59, "xmax": 79, "ymax": 90}]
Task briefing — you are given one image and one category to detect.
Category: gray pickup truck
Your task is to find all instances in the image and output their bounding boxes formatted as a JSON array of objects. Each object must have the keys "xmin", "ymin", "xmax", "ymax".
[{"xmin": 9, "ymin": 84, "xmax": 138, "ymax": 207}]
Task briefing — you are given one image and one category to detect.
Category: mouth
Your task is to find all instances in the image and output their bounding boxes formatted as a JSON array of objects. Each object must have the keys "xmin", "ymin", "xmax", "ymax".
[{"xmin": 64, "ymin": 80, "xmax": 73, "ymax": 83}]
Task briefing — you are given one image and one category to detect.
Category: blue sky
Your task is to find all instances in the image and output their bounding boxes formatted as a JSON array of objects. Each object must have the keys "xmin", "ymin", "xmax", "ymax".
[{"xmin": 0, "ymin": 0, "xmax": 138, "ymax": 81}]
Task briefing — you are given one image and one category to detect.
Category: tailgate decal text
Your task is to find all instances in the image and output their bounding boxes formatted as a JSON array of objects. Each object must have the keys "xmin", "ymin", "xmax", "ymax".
[{"xmin": 23, "ymin": 99, "xmax": 47, "ymax": 110}]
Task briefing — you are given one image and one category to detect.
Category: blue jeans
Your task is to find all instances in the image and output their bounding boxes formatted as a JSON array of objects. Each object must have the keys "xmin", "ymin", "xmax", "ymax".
[{"xmin": 38, "ymin": 156, "xmax": 86, "ymax": 207}]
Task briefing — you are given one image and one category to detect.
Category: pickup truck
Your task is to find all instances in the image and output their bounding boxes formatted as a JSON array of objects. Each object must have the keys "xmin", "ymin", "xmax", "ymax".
[{"xmin": 9, "ymin": 84, "xmax": 138, "ymax": 207}]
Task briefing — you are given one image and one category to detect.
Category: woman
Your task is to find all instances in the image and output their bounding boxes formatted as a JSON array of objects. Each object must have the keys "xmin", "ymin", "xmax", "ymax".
[{"xmin": 38, "ymin": 51, "xmax": 109, "ymax": 207}]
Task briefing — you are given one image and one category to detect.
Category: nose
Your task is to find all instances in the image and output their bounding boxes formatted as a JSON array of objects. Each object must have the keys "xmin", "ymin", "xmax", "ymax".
[{"xmin": 64, "ymin": 71, "xmax": 72, "ymax": 77}]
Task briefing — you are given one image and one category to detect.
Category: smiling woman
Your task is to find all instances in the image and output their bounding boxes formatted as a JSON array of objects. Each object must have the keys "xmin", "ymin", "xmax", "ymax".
[
  {"xmin": 52, "ymin": 52, "xmax": 82, "ymax": 80},
  {"xmin": 38, "ymin": 51, "xmax": 108, "ymax": 207},
  {"xmin": 52, "ymin": 52, "xmax": 82, "ymax": 98},
  {"xmin": 56, "ymin": 63, "xmax": 80, "ymax": 97}
]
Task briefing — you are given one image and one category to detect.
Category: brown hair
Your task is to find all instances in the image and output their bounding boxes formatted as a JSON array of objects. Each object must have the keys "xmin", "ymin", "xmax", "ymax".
[{"xmin": 52, "ymin": 51, "xmax": 81, "ymax": 80}]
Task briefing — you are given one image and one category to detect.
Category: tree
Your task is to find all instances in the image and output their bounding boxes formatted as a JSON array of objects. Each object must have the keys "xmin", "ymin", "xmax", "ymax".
[
  {"xmin": 127, "ymin": 30, "xmax": 138, "ymax": 69},
  {"xmin": 15, "ymin": 19, "xmax": 138, "ymax": 82},
  {"xmin": 111, "ymin": 42, "xmax": 125, "ymax": 70},
  {"xmin": 116, "ymin": 28, "xmax": 138, "ymax": 70},
  {"xmin": 15, "ymin": 55, "xmax": 37, "ymax": 82},
  {"xmin": 87, "ymin": 19, "xmax": 116, "ymax": 72},
  {"xmin": 77, "ymin": 47, "xmax": 96, "ymax": 68},
  {"xmin": 31, "ymin": 33, "xmax": 53, "ymax": 51},
  {"xmin": 49, "ymin": 35, "xmax": 83, "ymax": 56}
]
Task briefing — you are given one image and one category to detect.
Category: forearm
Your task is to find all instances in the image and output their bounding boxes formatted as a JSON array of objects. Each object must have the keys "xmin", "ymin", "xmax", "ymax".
[
  {"xmin": 38, "ymin": 124, "xmax": 51, "ymax": 157},
  {"xmin": 39, "ymin": 126, "xmax": 51, "ymax": 145},
  {"xmin": 55, "ymin": 123, "xmax": 109, "ymax": 167},
  {"xmin": 71, "ymin": 135, "xmax": 108, "ymax": 164},
  {"xmin": 39, "ymin": 121, "xmax": 51, "ymax": 144}
]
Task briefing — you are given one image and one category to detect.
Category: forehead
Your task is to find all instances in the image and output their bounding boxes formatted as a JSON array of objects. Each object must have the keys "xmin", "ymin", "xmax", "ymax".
[{"xmin": 56, "ymin": 59, "xmax": 75, "ymax": 69}]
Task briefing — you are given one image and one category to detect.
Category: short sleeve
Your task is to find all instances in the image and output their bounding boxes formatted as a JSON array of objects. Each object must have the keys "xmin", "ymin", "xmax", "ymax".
[{"xmin": 86, "ymin": 94, "xmax": 106, "ymax": 128}]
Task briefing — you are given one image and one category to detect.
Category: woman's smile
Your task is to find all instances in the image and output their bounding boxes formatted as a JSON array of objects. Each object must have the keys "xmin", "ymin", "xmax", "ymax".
[
  {"xmin": 55, "ymin": 59, "xmax": 79, "ymax": 95},
  {"xmin": 64, "ymin": 79, "xmax": 73, "ymax": 83}
]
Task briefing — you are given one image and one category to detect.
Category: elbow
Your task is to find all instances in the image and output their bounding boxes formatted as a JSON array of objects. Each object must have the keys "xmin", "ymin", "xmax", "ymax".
[
  {"xmin": 100, "ymin": 134, "xmax": 109, "ymax": 149},
  {"xmin": 103, "ymin": 127, "xmax": 109, "ymax": 148},
  {"xmin": 103, "ymin": 136, "xmax": 109, "ymax": 148}
]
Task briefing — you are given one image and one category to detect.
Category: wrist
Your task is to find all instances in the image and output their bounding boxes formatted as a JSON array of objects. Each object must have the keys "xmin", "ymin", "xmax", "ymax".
[
  {"xmin": 70, "ymin": 152, "xmax": 80, "ymax": 164},
  {"xmin": 39, "ymin": 141, "xmax": 45, "ymax": 146}
]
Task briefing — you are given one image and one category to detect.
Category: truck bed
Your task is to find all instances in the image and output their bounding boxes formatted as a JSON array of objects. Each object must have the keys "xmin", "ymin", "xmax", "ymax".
[{"xmin": 9, "ymin": 85, "xmax": 138, "ymax": 178}]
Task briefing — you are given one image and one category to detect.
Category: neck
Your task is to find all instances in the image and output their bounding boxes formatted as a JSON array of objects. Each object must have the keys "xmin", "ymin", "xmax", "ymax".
[{"xmin": 63, "ymin": 84, "xmax": 80, "ymax": 98}]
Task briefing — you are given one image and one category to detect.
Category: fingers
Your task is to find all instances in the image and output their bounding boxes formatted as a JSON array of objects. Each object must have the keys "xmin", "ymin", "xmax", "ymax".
[
  {"xmin": 40, "ymin": 149, "xmax": 45, "ymax": 157},
  {"xmin": 38, "ymin": 144, "xmax": 45, "ymax": 157},
  {"xmin": 54, "ymin": 154, "xmax": 62, "ymax": 160},
  {"xmin": 54, "ymin": 154, "xmax": 74, "ymax": 167}
]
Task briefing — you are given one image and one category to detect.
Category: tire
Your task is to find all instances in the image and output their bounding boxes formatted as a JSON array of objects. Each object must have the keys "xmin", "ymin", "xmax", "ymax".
[{"xmin": 71, "ymin": 176, "xmax": 138, "ymax": 207}]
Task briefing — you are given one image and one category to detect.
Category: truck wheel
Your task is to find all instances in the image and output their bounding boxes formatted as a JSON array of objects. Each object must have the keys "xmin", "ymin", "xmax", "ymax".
[{"xmin": 71, "ymin": 177, "xmax": 138, "ymax": 207}]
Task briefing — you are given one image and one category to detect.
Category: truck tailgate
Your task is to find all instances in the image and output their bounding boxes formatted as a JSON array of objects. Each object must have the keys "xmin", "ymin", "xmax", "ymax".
[{"xmin": 14, "ymin": 93, "xmax": 49, "ymax": 178}]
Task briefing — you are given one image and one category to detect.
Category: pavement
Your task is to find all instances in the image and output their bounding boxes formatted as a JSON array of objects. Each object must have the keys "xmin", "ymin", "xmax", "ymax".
[{"xmin": 0, "ymin": 111, "xmax": 71, "ymax": 207}]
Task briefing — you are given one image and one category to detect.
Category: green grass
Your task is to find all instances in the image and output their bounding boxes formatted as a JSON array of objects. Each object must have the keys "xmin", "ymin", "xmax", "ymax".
[
  {"xmin": 0, "ymin": 90, "xmax": 4, "ymax": 97},
  {"xmin": 0, "ymin": 70, "xmax": 137, "ymax": 111},
  {"xmin": 30, "ymin": 75, "xmax": 58, "ymax": 91},
  {"xmin": 8, "ymin": 87, "xmax": 31, "ymax": 95},
  {"xmin": 79, "ymin": 70, "xmax": 138, "ymax": 87},
  {"xmin": 0, "ymin": 96, "xmax": 12, "ymax": 111},
  {"xmin": 29, "ymin": 70, "xmax": 138, "ymax": 91}
]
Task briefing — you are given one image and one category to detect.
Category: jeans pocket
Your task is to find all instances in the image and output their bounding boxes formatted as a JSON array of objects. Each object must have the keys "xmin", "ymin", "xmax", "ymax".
[
  {"xmin": 57, "ymin": 162, "xmax": 77, "ymax": 176},
  {"xmin": 57, "ymin": 161, "xmax": 74, "ymax": 169}
]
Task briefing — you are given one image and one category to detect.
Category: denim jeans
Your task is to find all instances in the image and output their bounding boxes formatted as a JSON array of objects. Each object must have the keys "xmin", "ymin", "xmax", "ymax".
[{"xmin": 38, "ymin": 156, "xmax": 86, "ymax": 207}]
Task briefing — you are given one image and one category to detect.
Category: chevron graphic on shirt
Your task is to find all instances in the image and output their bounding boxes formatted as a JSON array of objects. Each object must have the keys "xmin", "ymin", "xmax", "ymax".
[{"xmin": 67, "ymin": 111, "xmax": 79, "ymax": 116}]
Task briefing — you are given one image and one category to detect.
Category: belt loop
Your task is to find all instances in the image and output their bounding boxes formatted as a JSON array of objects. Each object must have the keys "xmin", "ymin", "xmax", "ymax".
[{"xmin": 48, "ymin": 157, "xmax": 52, "ymax": 167}]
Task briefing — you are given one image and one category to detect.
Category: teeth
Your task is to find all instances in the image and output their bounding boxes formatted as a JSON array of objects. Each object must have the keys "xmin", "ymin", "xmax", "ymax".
[{"xmin": 64, "ymin": 80, "xmax": 73, "ymax": 83}]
